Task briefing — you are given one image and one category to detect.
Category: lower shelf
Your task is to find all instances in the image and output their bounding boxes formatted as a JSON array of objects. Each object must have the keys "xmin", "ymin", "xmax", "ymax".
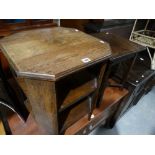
[
  {"xmin": 5, "ymin": 80, "xmax": 128, "ymax": 135},
  {"xmin": 64, "ymin": 84, "xmax": 128, "ymax": 135},
  {"xmin": 59, "ymin": 97, "xmax": 91, "ymax": 133}
]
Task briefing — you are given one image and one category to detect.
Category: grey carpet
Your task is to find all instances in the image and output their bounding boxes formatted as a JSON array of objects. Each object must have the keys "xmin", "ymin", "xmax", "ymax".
[{"xmin": 91, "ymin": 86, "xmax": 155, "ymax": 135}]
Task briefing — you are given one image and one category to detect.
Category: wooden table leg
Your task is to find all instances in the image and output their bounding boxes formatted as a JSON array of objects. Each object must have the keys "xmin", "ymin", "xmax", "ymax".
[
  {"xmin": 17, "ymin": 78, "xmax": 58, "ymax": 134},
  {"xmin": 95, "ymin": 62, "xmax": 112, "ymax": 107},
  {"xmin": 121, "ymin": 54, "xmax": 137, "ymax": 85}
]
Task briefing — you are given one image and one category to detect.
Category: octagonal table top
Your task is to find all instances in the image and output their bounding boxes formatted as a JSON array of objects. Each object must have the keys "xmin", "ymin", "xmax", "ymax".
[{"xmin": 0, "ymin": 27, "xmax": 111, "ymax": 81}]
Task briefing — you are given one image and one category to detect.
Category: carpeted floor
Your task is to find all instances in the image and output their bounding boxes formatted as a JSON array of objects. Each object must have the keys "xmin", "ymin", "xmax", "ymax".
[{"xmin": 91, "ymin": 86, "xmax": 155, "ymax": 135}]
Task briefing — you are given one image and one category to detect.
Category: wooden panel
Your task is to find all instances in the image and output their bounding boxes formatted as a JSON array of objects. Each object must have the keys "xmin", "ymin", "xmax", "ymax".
[
  {"xmin": 69, "ymin": 102, "xmax": 118, "ymax": 135},
  {"xmin": 59, "ymin": 98, "xmax": 90, "ymax": 133},
  {"xmin": 92, "ymin": 32, "xmax": 145, "ymax": 60},
  {"xmin": 58, "ymin": 78, "xmax": 96, "ymax": 111},
  {"xmin": 56, "ymin": 69, "xmax": 97, "ymax": 111},
  {"xmin": 0, "ymin": 51, "xmax": 10, "ymax": 75},
  {"xmin": 17, "ymin": 78, "xmax": 58, "ymax": 134},
  {"xmin": 0, "ymin": 27, "xmax": 111, "ymax": 81},
  {"xmin": 61, "ymin": 19, "xmax": 90, "ymax": 31},
  {"xmin": 0, "ymin": 19, "xmax": 57, "ymax": 72},
  {"xmin": 0, "ymin": 19, "xmax": 57, "ymax": 37}
]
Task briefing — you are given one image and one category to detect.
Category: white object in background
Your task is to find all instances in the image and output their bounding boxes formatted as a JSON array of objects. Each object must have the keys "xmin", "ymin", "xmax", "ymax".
[{"xmin": 147, "ymin": 47, "xmax": 155, "ymax": 70}]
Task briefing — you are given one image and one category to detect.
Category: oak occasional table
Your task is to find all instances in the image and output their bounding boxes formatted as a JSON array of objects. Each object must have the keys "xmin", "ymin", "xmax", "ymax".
[{"xmin": 0, "ymin": 27, "xmax": 111, "ymax": 134}]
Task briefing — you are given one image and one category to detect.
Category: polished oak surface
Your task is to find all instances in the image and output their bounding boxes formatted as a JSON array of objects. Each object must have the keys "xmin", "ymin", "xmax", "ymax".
[
  {"xmin": 0, "ymin": 27, "xmax": 111, "ymax": 81},
  {"xmin": 92, "ymin": 32, "xmax": 145, "ymax": 60}
]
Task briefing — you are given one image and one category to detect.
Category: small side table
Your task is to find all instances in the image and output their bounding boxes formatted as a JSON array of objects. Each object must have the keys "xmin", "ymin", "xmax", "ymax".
[{"xmin": 92, "ymin": 32, "xmax": 146, "ymax": 107}]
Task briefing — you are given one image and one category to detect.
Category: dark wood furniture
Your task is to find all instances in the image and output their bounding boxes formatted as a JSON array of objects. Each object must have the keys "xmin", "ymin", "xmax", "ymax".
[
  {"xmin": 92, "ymin": 32, "xmax": 147, "ymax": 127},
  {"xmin": 0, "ymin": 19, "xmax": 57, "ymax": 78},
  {"xmin": 0, "ymin": 79, "xmax": 27, "ymax": 135},
  {"xmin": 112, "ymin": 52, "xmax": 155, "ymax": 120},
  {"xmin": 85, "ymin": 19, "xmax": 134, "ymax": 38},
  {"xmin": 0, "ymin": 19, "xmax": 57, "ymax": 37},
  {"xmin": 0, "ymin": 27, "xmax": 112, "ymax": 134},
  {"xmin": 0, "ymin": 57, "xmax": 29, "ymax": 121},
  {"xmin": 92, "ymin": 32, "xmax": 146, "ymax": 105},
  {"xmin": 60, "ymin": 19, "xmax": 90, "ymax": 32},
  {"xmin": 65, "ymin": 79, "xmax": 128, "ymax": 134},
  {"xmin": 0, "ymin": 53, "xmax": 29, "ymax": 135},
  {"xmin": 1, "ymin": 27, "xmax": 146, "ymax": 135}
]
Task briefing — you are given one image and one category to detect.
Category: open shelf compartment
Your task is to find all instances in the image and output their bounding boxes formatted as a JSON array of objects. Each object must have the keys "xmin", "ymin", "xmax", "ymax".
[
  {"xmin": 56, "ymin": 66, "xmax": 100, "ymax": 113},
  {"xmin": 64, "ymin": 79, "xmax": 128, "ymax": 135}
]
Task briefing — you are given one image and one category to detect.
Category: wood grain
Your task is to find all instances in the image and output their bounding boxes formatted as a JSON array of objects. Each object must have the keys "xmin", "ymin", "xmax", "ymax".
[
  {"xmin": 58, "ymin": 78, "xmax": 96, "ymax": 111},
  {"xmin": 9, "ymin": 113, "xmax": 47, "ymax": 135},
  {"xmin": 0, "ymin": 80, "xmax": 127, "ymax": 135},
  {"xmin": 0, "ymin": 19, "xmax": 57, "ymax": 37},
  {"xmin": 0, "ymin": 27, "xmax": 111, "ymax": 81},
  {"xmin": 65, "ymin": 79, "xmax": 128, "ymax": 135},
  {"xmin": 0, "ymin": 27, "xmax": 111, "ymax": 134},
  {"xmin": 92, "ymin": 32, "xmax": 145, "ymax": 60},
  {"xmin": 59, "ymin": 98, "xmax": 90, "ymax": 133},
  {"xmin": 17, "ymin": 78, "xmax": 58, "ymax": 134},
  {"xmin": 56, "ymin": 69, "xmax": 98, "ymax": 111}
]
